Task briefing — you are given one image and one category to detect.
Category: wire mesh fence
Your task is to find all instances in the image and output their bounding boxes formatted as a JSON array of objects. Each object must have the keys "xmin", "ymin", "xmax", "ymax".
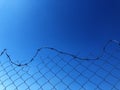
[{"xmin": 0, "ymin": 40, "xmax": 120, "ymax": 90}]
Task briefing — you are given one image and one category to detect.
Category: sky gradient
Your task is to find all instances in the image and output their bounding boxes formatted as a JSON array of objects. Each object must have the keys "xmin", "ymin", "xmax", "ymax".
[
  {"xmin": 0, "ymin": 0, "xmax": 120, "ymax": 90},
  {"xmin": 0, "ymin": 0, "xmax": 120, "ymax": 55}
]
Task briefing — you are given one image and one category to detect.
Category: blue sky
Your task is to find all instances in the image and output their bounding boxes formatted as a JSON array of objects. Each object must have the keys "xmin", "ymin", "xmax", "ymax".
[
  {"xmin": 0, "ymin": 0, "xmax": 120, "ymax": 69},
  {"xmin": 0, "ymin": 0, "xmax": 120, "ymax": 90},
  {"xmin": 0, "ymin": 0, "xmax": 120, "ymax": 55}
]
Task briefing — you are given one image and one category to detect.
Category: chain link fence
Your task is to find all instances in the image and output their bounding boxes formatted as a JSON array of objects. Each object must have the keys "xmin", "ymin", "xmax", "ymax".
[{"xmin": 0, "ymin": 40, "xmax": 120, "ymax": 90}]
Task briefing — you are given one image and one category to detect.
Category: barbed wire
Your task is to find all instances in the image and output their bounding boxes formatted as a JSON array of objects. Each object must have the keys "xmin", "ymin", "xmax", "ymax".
[
  {"xmin": 0, "ymin": 40, "xmax": 120, "ymax": 67},
  {"xmin": 0, "ymin": 40, "xmax": 120, "ymax": 90}
]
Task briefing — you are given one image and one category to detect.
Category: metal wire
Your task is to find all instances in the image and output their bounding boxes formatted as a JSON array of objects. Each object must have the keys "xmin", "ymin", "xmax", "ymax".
[
  {"xmin": 0, "ymin": 40, "xmax": 120, "ymax": 90},
  {"xmin": 0, "ymin": 40, "xmax": 119, "ymax": 66}
]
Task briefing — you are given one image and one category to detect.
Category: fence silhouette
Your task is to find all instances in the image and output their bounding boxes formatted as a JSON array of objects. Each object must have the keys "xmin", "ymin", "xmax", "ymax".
[{"xmin": 0, "ymin": 40, "xmax": 120, "ymax": 90}]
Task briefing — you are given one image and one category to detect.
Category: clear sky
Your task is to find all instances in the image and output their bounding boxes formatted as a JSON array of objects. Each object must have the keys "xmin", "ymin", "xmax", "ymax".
[
  {"xmin": 0, "ymin": 0, "xmax": 120, "ymax": 55},
  {"xmin": 0, "ymin": 0, "xmax": 120, "ymax": 90}
]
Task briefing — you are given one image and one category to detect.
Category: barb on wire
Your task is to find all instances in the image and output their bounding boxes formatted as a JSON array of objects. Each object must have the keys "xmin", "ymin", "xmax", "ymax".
[{"xmin": 0, "ymin": 40, "xmax": 120, "ymax": 67}]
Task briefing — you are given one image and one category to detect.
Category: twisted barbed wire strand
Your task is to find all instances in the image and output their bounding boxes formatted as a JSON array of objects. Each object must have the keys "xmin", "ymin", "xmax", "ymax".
[{"xmin": 0, "ymin": 40, "xmax": 120, "ymax": 67}]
